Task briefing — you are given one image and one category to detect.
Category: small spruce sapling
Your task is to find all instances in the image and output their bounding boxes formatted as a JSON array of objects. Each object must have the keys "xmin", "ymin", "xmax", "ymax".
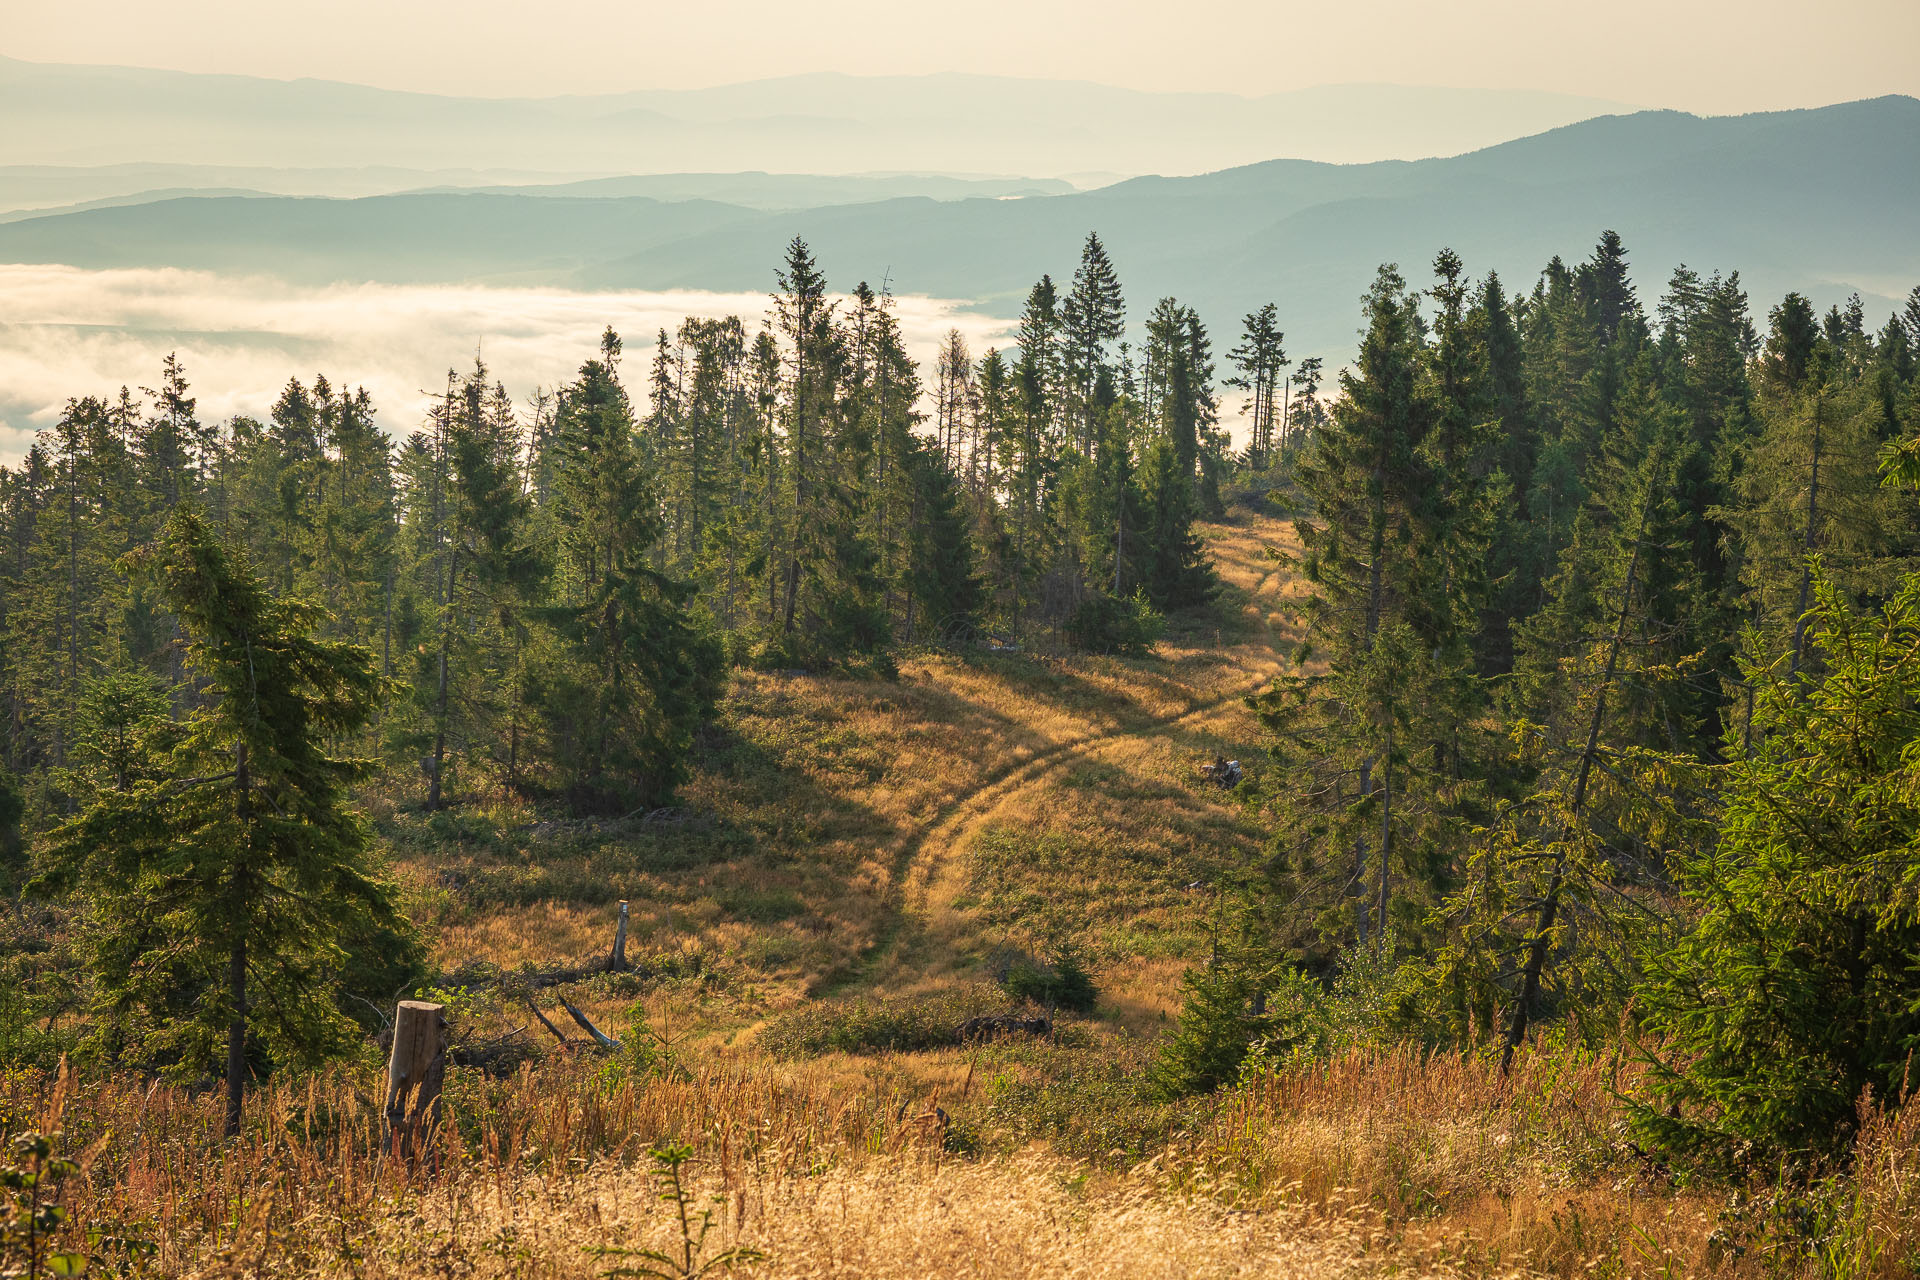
[{"xmin": 588, "ymin": 1141, "xmax": 764, "ymax": 1279}]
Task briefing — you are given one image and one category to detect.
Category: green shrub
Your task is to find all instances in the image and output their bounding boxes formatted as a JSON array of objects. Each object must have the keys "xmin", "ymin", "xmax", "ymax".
[
  {"xmin": 716, "ymin": 886, "xmax": 805, "ymax": 924},
  {"xmin": 1063, "ymin": 590, "xmax": 1163, "ymax": 656},
  {"xmin": 758, "ymin": 987, "xmax": 1005, "ymax": 1057},
  {"xmin": 1636, "ymin": 573, "xmax": 1920, "ymax": 1170},
  {"xmin": 1149, "ymin": 958, "xmax": 1320, "ymax": 1098},
  {"xmin": 982, "ymin": 1044, "xmax": 1196, "ymax": 1167},
  {"xmin": 0, "ymin": 1124, "xmax": 85, "ymax": 1279},
  {"xmin": 996, "ymin": 945, "xmax": 1098, "ymax": 1013}
]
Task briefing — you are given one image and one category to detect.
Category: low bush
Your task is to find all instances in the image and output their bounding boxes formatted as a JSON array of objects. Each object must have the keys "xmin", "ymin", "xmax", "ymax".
[
  {"xmin": 758, "ymin": 986, "xmax": 1006, "ymax": 1057},
  {"xmin": 1063, "ymin": 590, "xmax": 1163, "ymax": 656},
  {"xmin": 980, "ymin": 1042, "xmax": 1197, "ymax": 1166},
  {"xmin": 994, "ymin": 944, "xmax": 1098, "ymax": 1013}
]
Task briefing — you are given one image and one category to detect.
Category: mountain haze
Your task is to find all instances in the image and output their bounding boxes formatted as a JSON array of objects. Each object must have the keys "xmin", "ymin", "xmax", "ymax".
[
  {"xmin": 3, "ymin": 96, "xmax": 1914, "ymax": 367},
  {"xmin": 0, "ymin": 55, "xmax": 1634, "ymax": 175}
]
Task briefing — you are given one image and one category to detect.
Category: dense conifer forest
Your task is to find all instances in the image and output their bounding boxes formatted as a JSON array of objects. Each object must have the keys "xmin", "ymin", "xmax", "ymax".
[
  {"xmin": 1, "ymin": 233, "xmax": 1235, "ymax": 814},
  {"xmin": 6, "ymin": 224, "xmax": 1920, "ymax": 1273}
]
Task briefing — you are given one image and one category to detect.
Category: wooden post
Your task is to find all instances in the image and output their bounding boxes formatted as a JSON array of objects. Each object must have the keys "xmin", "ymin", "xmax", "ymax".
[
  {"xmin": 384, "ymin": 999, "xmax": 447, "ymax": 1161},
  {"xmin": 609, "ymin": 900, "xmax": 629, "ymax": 971}
]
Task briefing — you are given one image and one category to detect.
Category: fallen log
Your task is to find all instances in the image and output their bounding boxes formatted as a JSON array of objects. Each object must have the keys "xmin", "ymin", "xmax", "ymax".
[
  {"xmin": 526, "ymin": 997, "xmax": 573, "ymax": 1047},
  {"xmin": 561, "ymin": 998, "xmax": 622, "ymax": 1050}
]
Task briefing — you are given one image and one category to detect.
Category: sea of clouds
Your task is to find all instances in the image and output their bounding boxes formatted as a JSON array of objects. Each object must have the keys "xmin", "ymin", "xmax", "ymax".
[{"xmin": 0, "ymin": 264, "xmax": 1018, "ymax": 467}]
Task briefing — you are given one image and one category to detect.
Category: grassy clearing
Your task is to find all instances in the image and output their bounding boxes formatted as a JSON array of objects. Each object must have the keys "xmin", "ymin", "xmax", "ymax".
[
  {"xmin": 370, "ymin": 510, "xmax": 1296, "ymax": 1040},
  {"xmin": 18, "ymin": 507, "xmax": 1917, "ymax": 1276}
]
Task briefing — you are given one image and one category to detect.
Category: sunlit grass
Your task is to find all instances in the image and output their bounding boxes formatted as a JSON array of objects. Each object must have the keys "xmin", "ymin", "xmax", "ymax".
[
  {"xmin": 377, "ymin": 512, "xmax": 1297, "ymax": 1031},
  {"xmin": 15, "ymin": 1034, "xmax": 1918, "ymax": 1278}
]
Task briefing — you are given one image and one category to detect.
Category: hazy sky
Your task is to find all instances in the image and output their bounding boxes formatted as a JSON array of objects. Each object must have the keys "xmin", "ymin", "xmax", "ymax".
[{"xmin": 7, "ymin": 0, "xmax": 1918, "ymax": 112}]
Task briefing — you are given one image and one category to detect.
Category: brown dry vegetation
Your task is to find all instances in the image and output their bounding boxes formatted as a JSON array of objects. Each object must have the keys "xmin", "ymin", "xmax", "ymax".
[
  {"xmin": 378, "ymin": 509, "xmax": 1303, "ymax": 1037},
  {"xmin": 1, "ymin": 1055, "xmax": 1438, "ymax": 1279},
  {"xmin": 9, "ymin": 507, "xmax": 1920, "ymax": 1278},
  {"xmin": 10, "ymin": 1039, "xmax": 1920, "ymax": 1278}
]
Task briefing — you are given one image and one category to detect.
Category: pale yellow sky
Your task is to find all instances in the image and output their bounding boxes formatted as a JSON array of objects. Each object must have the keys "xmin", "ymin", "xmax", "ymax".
[{"xmin": 7, "ymin": 0, "xmax": 1918, "ymax": 111}]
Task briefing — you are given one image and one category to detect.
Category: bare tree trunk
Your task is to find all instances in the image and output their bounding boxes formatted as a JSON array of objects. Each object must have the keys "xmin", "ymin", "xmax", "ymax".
[
  {"xmin": 780, "ymin": 346, "xmax": 806, "ymax": 635},
  {"xmin": 1375, "ymin": 731, "xmax": 1392, "ymax": 946},
  {"xmin": 376, "ymin": 567, "xmax": 394, "ymax": 737},
  {"xmin": 224, "ymin": 740, "xmax": 251, "ymax": 1139},
  {"xmin": 609, "ymin": 900, "xmax": 629, "ymax": 971},
  {"xmin": 1352, "ymin": 761, "xmax": 1372, "ymax": 946},
  {"xmin": 62, "ymin": 450, "xmax": 79, "ymax": 770},
  {"xmin": 1790, "ymin": 391, "xmax": 1824, "ymax": 679},
  {"xmin": 506, "ymin": 634, "xmax": 524, "ymax": 794},
  {"xmin": 428, "ymin": 542, "xmax": 459, "ymax": 811},
  {"xmin": 1501, "ymin": 488, "xmax": 1651, "ymax": 1074},
  {"xmin": 1352, "ymin": 455, "xmax": 1388, "ymax": 941},
  {"xmin": 224, "ymin": 938, "xmax": 246, "ymax": 1139}
]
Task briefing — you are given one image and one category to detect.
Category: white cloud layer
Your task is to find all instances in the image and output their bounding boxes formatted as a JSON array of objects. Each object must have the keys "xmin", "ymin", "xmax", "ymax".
[{"xmin": 0, "ymin": 265, "xmax": 1016, "ymax": 468}]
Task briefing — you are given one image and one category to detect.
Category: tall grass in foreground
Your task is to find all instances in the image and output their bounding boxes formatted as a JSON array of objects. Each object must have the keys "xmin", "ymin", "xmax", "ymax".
[
  {"xmin": 1, "ymin": 1057, "xmax": 920, "ymax": 1275},
  {"xmin": 1170, "ymin": 1044, "xmax": 1920, "ymax": 1278},
  {"xmin": 3, "ymin": 1042, "xmax": 1917, "ymax": 1277}
]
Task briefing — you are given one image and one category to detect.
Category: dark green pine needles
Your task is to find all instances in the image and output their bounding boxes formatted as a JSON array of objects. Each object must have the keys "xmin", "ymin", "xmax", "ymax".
[{"xmin": 40, "ymin": 507, "xmax": 418, "ymax": 1136}]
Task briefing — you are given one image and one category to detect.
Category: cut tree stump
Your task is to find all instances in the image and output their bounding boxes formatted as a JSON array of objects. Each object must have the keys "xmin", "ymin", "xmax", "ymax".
[{"xmin": 384, "ymin": 999, "xmax": 447, "ymax": 1161}]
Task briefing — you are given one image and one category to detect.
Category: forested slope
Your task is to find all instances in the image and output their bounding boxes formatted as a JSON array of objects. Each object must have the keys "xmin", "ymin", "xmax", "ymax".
[{"xmin": 6, "ymin": 218, "xmax": 1920, "ymax": 1274}]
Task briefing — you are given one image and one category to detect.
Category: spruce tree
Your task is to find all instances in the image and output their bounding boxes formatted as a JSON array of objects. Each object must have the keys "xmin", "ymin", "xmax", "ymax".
[
  {"xmin": 971, "ymin": 347, "xmax": 1021, "ymax": 621},
  {"xmin": 758, "ymin": 243, "xmax": 891, "ymax": 664},
  {"xmin": 1061, "ymin": 233, "xmax": 1125, "ymax": 455},
  {"xmin": 1010, "ymin": 277, "xmax": 1062, "ymax": 613},
  {"xmin": 1226, "ymin": 303, "xmax": 1288, "ymax": 469},
  {"xmin": 771, "ymin": 237, "xmax": 834, "ymax": 644},
  {"xmin": 1636, "ymin": 569, "xmax": 1920, "ymax": 1167},
  {"xmin": 1728, "ymin": 326, "xmax": 1910, "ymax": 680},
  {"xmin": 311, "ymin": 384, "xmax": 396, "ymax": 657},
  {"xmin": 1183, "ymin": 307, "xmax": 1228, "ymax": 519},
  {"xmin": 1510, "ymin": 354, "xmax": 1718, "ymax": 757},
  {"xmin": 40, "ymin": 507, "xmax": 415, "ymax": 1137},
  {"xmin": 423, "ymin": 364, "xmax": 540, "ymax": 806},
  {"xmin": 904, "ymin": 440, "xmax": 985, "ymax": 644},
  {"xmin": 1440, "ymin": 419, "xmax": 1696, "ymax": 1062},
  {"xmin": 541, "ymin": 346, "xmax": 725, "ymax": 811},
  {"xmin": 1253, "ymin": 265, "xmax": 1459, "ymax": 950},
  {"xmin": 1475, "ymin": 268, "xmax": 1541, "ymax": 669},
  {"xmin": 1418, "ymin": 247, "xmax": 1501, "ymax": 666},
  {"xmin": 0, "ymin": 765, "xmax": 22, "ymax": 913}
]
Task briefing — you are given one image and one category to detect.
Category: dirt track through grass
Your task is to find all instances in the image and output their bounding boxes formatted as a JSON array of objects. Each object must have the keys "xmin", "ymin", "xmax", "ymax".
[{"xmin": 858, "ymin": 543, "xmax": 1291, "ymax": 989}]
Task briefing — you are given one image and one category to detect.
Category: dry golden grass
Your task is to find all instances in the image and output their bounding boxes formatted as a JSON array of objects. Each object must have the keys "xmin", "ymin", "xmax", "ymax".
[
  {"xmin": 1180, "ymin": 1045, "xmax": 1704, "ymax": 1274},
  {"xmin": 12, "ymin": 1038, "xmax": 1920, "ymax": 1279},
  {"xmin": 25, "ymin": 506, "xmax": 1920, "ymax": 1277},
  {"xmin": 381, "ymin": 510, "xmax": 1300, "ymax": 1027},
  {"xmin": 1, "ymin": 1056, "xmax": 1428, "ymax": 1279},
  {"xmin": 387, "ymin": 1154, "xmax": 1433, "ymax": 1280}
]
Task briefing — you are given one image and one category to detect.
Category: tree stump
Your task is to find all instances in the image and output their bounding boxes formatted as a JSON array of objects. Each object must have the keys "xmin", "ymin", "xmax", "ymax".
[
  {"xmin": 609, "ymin": 899, "xmax": 630, "ymax": 971},
  {"xmin": 383, "ymin": 999, "xmax": 447, "ymax": 1162}
]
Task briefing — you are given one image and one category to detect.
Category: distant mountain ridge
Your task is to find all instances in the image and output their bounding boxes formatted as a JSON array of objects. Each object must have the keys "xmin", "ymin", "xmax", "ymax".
[
  {"xmin": 0, "ymin": 55, "xmax": 1634, "ymax": 174},
  {"xmin": 1, "ymin": 96, "xmax": 1914, "ymax": 368},
  {"xmin": 0, "ymin": 170, "xmax": 1081, "ymax": 222}
]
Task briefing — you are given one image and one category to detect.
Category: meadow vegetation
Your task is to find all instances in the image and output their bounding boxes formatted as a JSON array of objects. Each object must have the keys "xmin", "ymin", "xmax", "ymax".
[
  {"xmin": 6, "ymin": 226, "xmax": 1920, "ymax": 1277},
  {"xmin": 1, "ymin": 508, "xmax": 1915, "ymax": 1276}
]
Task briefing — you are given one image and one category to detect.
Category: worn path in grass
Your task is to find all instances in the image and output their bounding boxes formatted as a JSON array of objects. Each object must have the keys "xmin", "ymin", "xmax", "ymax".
[
  {"xmin": 855, "ymin": 511, "xmax": 1302, "ymax": 992},
  {"xmin": 410, "ymin": 508, "xmax": 1304, "ymax": 1015}
]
